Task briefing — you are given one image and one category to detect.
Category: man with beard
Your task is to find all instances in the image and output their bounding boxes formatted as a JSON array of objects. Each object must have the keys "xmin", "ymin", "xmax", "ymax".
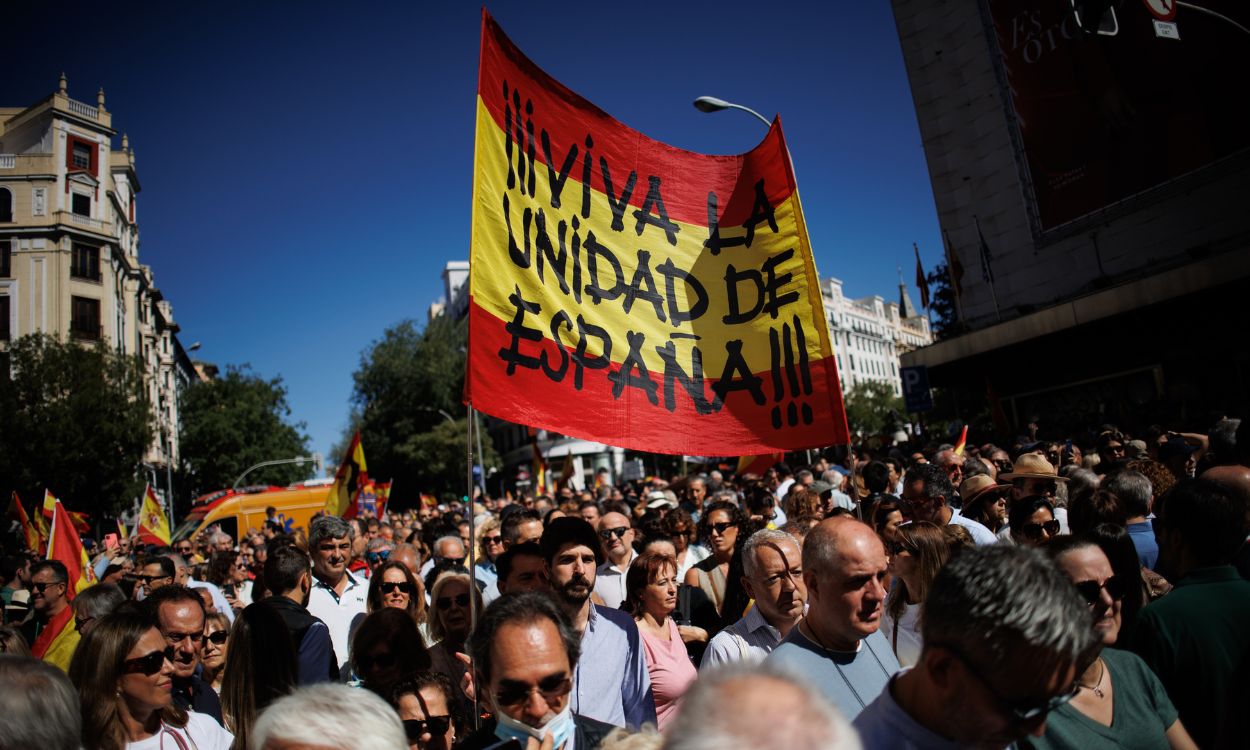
[
  {"xmin": 702, "ymin": 529, "xmax": 807, "ymax": 668},
  {"xmin": 144, "ymin": 584, "xmax": 224, "ymax": 723},
  {"xmin": 540, "ymin": 517, "xmax": 655, "ymax": 729},
  {"xmin": 262, "ymin": 543, "xmax": 338, "ymax": 684},
  {"xmin": 766, "ymin": 516, "xmax": 899, "ymax": 720},
  {"xmin": 306, "ymin": 515, "xmax": 368, "ymax": 676}
]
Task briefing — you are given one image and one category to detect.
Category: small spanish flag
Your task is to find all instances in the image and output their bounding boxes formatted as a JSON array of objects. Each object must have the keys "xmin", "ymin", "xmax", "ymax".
[
  {"xmin": 8, "ymin": 491, "xmax": 41, "ymax": 553},
  {"xmin": 737, "ymin": 453, "xmax": 784, "ymax": 477},
  {"xmin": 324, "ymin": 431, "xmax": 368, "ymax": 518},
  {"xmin": 137, "ymin": 485, "xmax": 171, "ymax": 546},
  {"xmin": 953, "ymin": 425, "xmax": 969, "ymax": 457}
]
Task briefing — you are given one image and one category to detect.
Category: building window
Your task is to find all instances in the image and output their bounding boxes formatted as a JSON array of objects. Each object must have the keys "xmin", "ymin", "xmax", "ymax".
[
  {"xmin": 1, "ymin": 239, "xmax": 9, "ymax": 277},
  {"xmin": 0, "ymin": 188, "xmax": 11, "ymax": 222},
  {"xmin": 71, "ymin": 244, "xmax": 100, "ymax": 281},
  {"xmin": 67, "ymin": 137, "xmax": 97, "ymax": 172},
  {"xmin": 71, "ymin": 193, "xmax": 90, "ymax": 217},
  {"xmin": 70, "ymin": 296, "xmax": 101, "ymax": 340},
  {"xmin": 0, "ymin": 295, "xmax": 9, "ymax": 341}
]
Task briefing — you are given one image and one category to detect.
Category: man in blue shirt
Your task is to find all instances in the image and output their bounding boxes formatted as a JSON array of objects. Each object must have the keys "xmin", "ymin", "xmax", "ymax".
[
  {"xmin": 540, "ymin": 517, "xmax": 655, "ymax": 730},
  {"xmin": 1105, "ymin": 470, "xmax": 1160, "ymax": 569},
  {"xmin": 766, "ymin": 516, "xmax": 899, "ymax": 720}
]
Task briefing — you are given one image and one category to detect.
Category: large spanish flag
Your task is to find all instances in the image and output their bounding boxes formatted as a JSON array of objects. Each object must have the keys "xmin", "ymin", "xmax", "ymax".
[
  {"xmin": 46, "ymin": 498, "xmax": 96, "ymax": 598},
  {"xmin": 137, "ymin": 484, "xmax": 172, "ymax": 546},
  {"xmin": 466, "ymin": 11, "xmax": 848, "ymax": 456}
]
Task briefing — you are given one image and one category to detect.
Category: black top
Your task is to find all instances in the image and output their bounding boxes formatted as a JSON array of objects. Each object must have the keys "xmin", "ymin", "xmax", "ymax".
[
  {"xmin": 454, "ymin": 713, "xmax": 616, "ymax": 750},
  {"xmin": 172, "ymin": 673, "xmax": 224, "ymax": 724}
]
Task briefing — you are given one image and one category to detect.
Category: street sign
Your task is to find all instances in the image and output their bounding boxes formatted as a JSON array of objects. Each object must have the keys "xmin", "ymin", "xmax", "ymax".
[
  {"xmin": 900, "ymin": 366, "xmax": 934, "ymax": 413},
  {"xmin": 1142, "ymin": 0, "xmax": 1177, "ymax": 22}
]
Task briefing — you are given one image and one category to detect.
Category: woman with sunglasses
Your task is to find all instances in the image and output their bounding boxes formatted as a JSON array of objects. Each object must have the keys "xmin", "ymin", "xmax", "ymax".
[
  {"xmin": 1008, "ymin": 495, "xmax": 1062, "ymax": 547},
  {"xmin": 367, "ymin": 560, "xmax": 429, "ymax": 644},
  {"xmin": 882, "ymin": 522, "xmax": 955, "ymax": 668},
  {"xmin": 391, "ymin": 671, "xmax": 461, "ymax": 750},
  {"xmin": 199, "ymin": 612, "xmax": 231, "ymax": 692},
  {"xmin": 1025, "ymin": 537, "xmax": 1197, "ymax": 750},
  {"xmin": 624, "ymin": 551, "xmax": 697, "ymax": 730},
  {"xmin": 69, "ymin": 608, "xmax": 234, "ymax": 750},
  {"xmin": 426, "ymin": 571, "xmax": 482, "ymax": 715},
  {"xmin": 684, "ymin": 501, "xmax": 746, "ymax": 618}
]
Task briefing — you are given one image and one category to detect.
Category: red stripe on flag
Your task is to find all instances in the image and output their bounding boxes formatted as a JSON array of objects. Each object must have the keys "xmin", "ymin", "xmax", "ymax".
[
  {"xmin": 477, "ymin": 11, "xmax": 796, "ymax": 228},
  {"xmin": 468, "ymin": 299, "xmax": 848, "ymax": 455}
]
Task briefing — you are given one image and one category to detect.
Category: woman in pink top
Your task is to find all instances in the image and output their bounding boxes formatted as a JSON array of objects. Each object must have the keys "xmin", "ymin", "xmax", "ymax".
[{"xmin": 624, "ymin": 551, "xmax": 698, "ymax": 730}]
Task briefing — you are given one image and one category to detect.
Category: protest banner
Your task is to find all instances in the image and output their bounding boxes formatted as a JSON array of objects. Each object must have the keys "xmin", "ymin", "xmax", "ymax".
[{"xmin": 466, "ymin": 10, "xmax": 849, "ymax": 455}]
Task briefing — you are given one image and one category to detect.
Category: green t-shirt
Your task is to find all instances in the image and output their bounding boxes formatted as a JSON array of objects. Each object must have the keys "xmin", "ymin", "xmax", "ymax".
[{"xmin": 1020, "ymin": 648, "xmax": 1177, "ymax": 750}]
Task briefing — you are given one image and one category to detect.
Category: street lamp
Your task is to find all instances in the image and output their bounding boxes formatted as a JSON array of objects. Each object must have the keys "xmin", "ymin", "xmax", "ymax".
[
  {"xmin": 232, "ymin": 455, "xmax": 320, "ymax": 491},
  {"xmin": 692, "ymin": 96, "xmax": 771, "ymax": 128}
]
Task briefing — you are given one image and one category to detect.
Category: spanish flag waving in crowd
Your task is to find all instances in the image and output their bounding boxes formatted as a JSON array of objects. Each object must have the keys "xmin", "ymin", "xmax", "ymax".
[
  {"xmin": 36, "ymin": 498, "xmax": 96, "ymax": 671},
  {"xmin": 324, "ymin": 430, "xmax": 368, "ymax": 518},
  {"xmin": 137, "ymin": 484, "xmax": 172, "ymax": 546}
]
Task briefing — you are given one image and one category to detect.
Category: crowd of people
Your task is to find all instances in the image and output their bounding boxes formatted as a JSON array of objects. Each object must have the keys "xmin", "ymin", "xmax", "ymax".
[{"xmin": 1, "ymin": 416, "xmax": 1248, "ymax": 750}]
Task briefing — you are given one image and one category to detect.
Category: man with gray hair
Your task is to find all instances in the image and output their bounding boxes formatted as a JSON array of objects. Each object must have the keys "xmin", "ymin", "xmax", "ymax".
[
  {"xmin": 305, "ymin": 515, "xmax": 367, "ymax": 676},
  {"xmin": 702, "ymin": 529, "xmax": 806, "ymax": 669},
  {"xmin": 663, "ymin": 662, "xmax": 861, "ymax": 750},
  {"xmin": 251, "ymin": 682, "xmax": 406, "ymax": 750},
  {"xmin": 70, "ymin": 583, "xmax": 126, "ymax": 636},
  {"xmin": 765, "ymin": 517, "xmax": 899, "ymax": 719},
  {"xmin": 1104, "ymin": 470, "xmax": 1159, "ymax": 568},
  {"xmin": 852, "ymin": 545, "xmax": 1095, "ymax": 749},
  {"xmin": 0, "ymin": 655, "xmax": 81, "ymax": 750}
]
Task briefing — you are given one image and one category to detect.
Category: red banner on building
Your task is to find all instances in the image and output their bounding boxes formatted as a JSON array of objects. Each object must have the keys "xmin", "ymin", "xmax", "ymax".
[{"xmin": 466, "ymin": 11, "xmax": 848, "ymax": 455}]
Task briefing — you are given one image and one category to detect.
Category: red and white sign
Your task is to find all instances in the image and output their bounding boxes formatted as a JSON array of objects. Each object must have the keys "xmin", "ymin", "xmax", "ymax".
[{"xmin": 1142, "ymin": 0, "xmax": 1178, "ymax": 22}]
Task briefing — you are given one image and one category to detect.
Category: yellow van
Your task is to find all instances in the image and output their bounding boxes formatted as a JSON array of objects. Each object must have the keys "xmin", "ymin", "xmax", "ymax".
[{"xmin": 171, "ymin": 479, "xmax": 334, "ymax": 542}]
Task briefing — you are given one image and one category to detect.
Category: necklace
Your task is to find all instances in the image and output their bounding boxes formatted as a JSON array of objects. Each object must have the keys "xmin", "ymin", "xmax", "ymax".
[{"xmin": 1078, "ymin": 658, "xmax": 1106, "ymax": 698}]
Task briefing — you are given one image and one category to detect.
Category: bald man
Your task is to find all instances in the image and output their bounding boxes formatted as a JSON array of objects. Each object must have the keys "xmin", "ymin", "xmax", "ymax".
[{"xmin": 765, "ymin": 517, "xmax": 899, "ymax": 721}]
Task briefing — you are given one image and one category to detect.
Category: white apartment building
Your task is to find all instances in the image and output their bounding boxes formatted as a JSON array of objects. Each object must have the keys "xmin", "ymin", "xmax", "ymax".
[
  {"xmin": 0, "ymin": 75, "xmax": 198, "ymax": 490},
  {"xmin": 823, "ymin": 276, "xmax": 932, "ymax": 397}
]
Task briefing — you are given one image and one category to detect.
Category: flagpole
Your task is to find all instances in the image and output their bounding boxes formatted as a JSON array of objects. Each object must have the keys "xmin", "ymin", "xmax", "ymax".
[
  {"xmin": 465, "ymin": 404, "xmax": 479, "ymax": 731},
  {"xmin": 46, "ymin": 498, "xmax": 58, "ymax": 560},
  {"xmin": 974, "ymin": 215, "xmax": 1002, "ymax": 323}
]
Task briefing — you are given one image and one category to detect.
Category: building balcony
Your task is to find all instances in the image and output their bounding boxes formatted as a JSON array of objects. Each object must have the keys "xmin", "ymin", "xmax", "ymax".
[
  {"xmin": 0, "ymin": 152, "xmax": 55, "ymax": 173},
  {"xmin": 55, "ymin": 210, "xmax": 111, "ymax": 235}
]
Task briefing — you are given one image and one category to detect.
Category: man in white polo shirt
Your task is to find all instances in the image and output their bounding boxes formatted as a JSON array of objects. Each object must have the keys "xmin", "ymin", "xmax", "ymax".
[
  {"xmin": 305, "ymin": 515, "xmax": 368, "ymax": 677},
  {"xmin": 593, "ymin": 512, "xmax": 636, "ymax": 609}
]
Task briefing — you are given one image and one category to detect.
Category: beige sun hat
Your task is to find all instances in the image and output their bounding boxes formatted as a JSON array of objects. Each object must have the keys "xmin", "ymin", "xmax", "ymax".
[
  {"xmin": 999, "ymin": 453, "xmax": 1068, "ymax": 482},
  {"xmin": 959, "ymin": 474, "xmax": 1010, "ymax": 506}
]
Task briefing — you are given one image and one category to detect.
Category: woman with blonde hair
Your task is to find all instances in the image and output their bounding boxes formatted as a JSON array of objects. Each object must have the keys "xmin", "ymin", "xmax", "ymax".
[
  {"xmin": 881, "ymin": 521, "xmax": 957, "ymax": 667},
  {"xmin": 426, "ymin": 571, "xmax": 482, "ymax": 715},
  {"xmin": 199, "ymin": 611, "xmax": 231, "ymax": 692},
  {"xmin": 69, "ymin": 608, "xmax": 233, "ymax": 750}
]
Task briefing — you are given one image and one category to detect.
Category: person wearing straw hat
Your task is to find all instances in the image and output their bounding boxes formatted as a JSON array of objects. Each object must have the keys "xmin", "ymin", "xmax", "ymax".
[
  {"xmin": 1000, "ymin": 453, "xmax": 1069, "ymax": 502},
  {"xmin": 958, "ymin": 475, "xmax": 1011, "ymax": 536}
]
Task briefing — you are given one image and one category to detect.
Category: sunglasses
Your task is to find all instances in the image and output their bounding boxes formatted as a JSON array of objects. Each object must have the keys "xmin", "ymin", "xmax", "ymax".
[
  {"xmin": 176, "ymin": 546, "xmax": 193, "ymax": 554},
  {"xmin": 482, "ymin": 535, "xmax": 504, "ymax": 545},
  {"xmin": 75, "ymin": 616, "xmax": 95, "ymax": 632},
  {"xmin": 380, "ymin": 582, "xmax": 414, "ymax": 595},
  {"xmin": 1022, "ymin": 520, "xmax": 1061, "ymax": 540},
  {"xmin": 203, "ymin": 630, "xmax": 229, "ymax": 646},
  {"xmin": 403, "ymin": 717, "xmax": 452, "ymax": 740},
  {"xmin": 360, "ymin": 651, "xmax": 396, "ymax": 671},
  {"xmin": 494, "ymin": 674, "xmax": 573, "ymax": 708},
  {"xmin": 1074, "ymin": 576, "xmax": 1125, "ymax": 606},
  {"xmin": 124, "ymin": 647, "xmax": 176, "ymax": 676},
  {"xmin": 366, "ymin": 550, "xmax": 392, "ymax": 564},
  {"xmin": 136, "ymin": 574, "xmax": 172, "ymax": 584},
  {"xmin": 934, "ymin": 642, "xmax": 1078, "ymax": 722},
  {"xmin": 436, "ymin": 556, "xmax": 466, "ymax": 568},
  {"xmin": 436, "ymin": 593, "xmax": 471, "ymax": 610},
  {"xmin": 887, "ymin": 540, "xmax": 913, "ymax": 556},
  {"xmin": 30, "ymin": 581, "xmax": 64, "ymax": 593},
  {"xmin": 598, "ymin": 527, "xmax": 629, "ymax": 541},
  {"xmin": 709, "ymin": 521, "xmax": 738, "ymax": 536}
]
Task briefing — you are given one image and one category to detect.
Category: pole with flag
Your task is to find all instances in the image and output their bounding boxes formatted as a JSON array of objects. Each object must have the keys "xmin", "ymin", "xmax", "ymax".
[
  {"xmin": 974, "ymin": 215, "xmax": 1002, "ymax": 322},
  {"xmin": 8, "ymin": 492, "xmax": 42, "ymax": 553},
  {"xmin": 36, "ymin": 498, "xmax": 95, "ymax": 670},
  {"xmin": 942, "ymin": 230, "xmax": 965, "ymax": 325},
  {"xmin": 324, "ymin": 431, "xmax": 368, "ymax": 519},
  {"xmin": 137, "ymin": 484, "xmax": 172, "ymax": 546}
]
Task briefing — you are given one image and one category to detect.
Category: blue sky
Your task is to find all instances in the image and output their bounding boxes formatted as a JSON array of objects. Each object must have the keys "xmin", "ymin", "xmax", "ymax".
[{"xmin": 5, "ymin": 1, "xmax": 942, "ymax": 460}]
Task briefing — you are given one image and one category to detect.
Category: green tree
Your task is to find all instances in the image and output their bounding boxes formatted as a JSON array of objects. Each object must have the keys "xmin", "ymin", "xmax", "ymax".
[
  {"xmin": 843, "ymin": 381, "xmax": 906, "ymax": 438},
  {"xmin": 349, "ymin": 314, "xmax": 498, "ymax": 503},
  {"xmin": 0, "ymin": 334, "xmax": 153, "ymax": 516},
  {"xmin": 926, "ymin": 262, "xmax": 966, "ymax": 340},
  {"xmin": 178, "ymin": 366, "xmax": 311, "ymax": 500}
]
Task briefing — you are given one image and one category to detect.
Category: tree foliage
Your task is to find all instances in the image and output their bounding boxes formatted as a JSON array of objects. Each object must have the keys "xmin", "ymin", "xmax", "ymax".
[
  {"xmin": 348, "ymin": 314, "xmax": 498, "ymax": 503},
  {"xmin": 178, "ymin": 366, "xmax": 311, "ymax": 500},
  {"xmin": 926, "ymin": 262, "xmax": 966, "ymax": 340},
  {"xmin": 0, "ymin": 334, "xmax": 153, "ymax": 516},
  {"xmin": 843, "ymin": 380, "xmax": 906, "ymax": 438}
]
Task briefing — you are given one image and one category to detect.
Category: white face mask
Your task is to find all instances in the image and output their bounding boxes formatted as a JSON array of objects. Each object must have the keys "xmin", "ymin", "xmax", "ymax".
[{"xmin": 493, "ymin": 703, "xmax": 575, "ymax": 750}]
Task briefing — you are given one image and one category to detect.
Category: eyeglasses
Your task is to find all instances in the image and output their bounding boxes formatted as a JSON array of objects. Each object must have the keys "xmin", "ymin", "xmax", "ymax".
[
  {"xmin": 598, "ymin": 527, "xmax": 629, "ymax": 541},
  {"xmin": 1021, "ymin": 520, "xmax": 1061, "ymax": 540},
  {"xmin": 123, "ymin": 647, "xmax": 176, "ymax": 676},
  {"xmin": 494, "ymin": 674, "xmax": 573, "ymax": 708},
  {"xmin": 887, "ymin": 540, "xmax": 913, "ymax": 557},
  {"xmin": 483, "ymin": 535, "xmax": 504, "ymax": 545},
  {"xmin": 380, "ymin": 582, "xmax": 414, "ymax": 595},
  {"xmin": 360, "ymin": 651, "xmax": 396, "ymax": 671},
  {"xmin": 203, "ymin": 630, "xmax": 229, "ymax": 646},
  {"xmin": 30, "ymin": 581, "xmax": 64, "ymax": 593},
  {"xmin": 932, "ymin": 642, "xmax": 1078, "ymax": 722},
  {"xmin": 709, "ymin": 521, "xmax": 739, "ymax": 536},
  {"xmin": 1074, "ymin": 576, "xmax": 1124, "ymax": 606},
  {"xmin": 233, "ymin": 562, "xmax": 249, "ymax": 570},
  {"xmin": 436, "ymin": 593, "xmax": 471, "ymax": 610},
  {"xmin": 135, "ymin": 574, "xmax": 173, "ymax": 585},
  {"xmin": 75, "ymin": 616, "xmax": 94, "ymax": 632},
  {"xmin": 403, "ymin": 717, "xmax": 452, "ymax": 740},
  {"xmin": 175, "ymin": 545, "xmax": 193, "ymax": 554}
]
